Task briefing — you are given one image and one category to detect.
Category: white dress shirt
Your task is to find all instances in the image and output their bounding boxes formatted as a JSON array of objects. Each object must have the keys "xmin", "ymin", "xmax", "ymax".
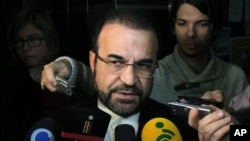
[{"xmin": 98, "ymin": 99, "xmax": 140, "ymax": 141}]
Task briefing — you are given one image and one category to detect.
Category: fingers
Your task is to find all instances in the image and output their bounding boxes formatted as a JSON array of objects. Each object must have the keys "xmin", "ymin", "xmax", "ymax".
[
  {"xmin": 198, "ymin": 117, "xmax": 231, "ymax": 140},
  {"xmin": 188, "ymin": 104, "xmax": 234, "ymax": 141},
  {"xmin": 40, "ymin": 62, "xmax": 58, "ymax": 92},
  {"xmin": 202, "ymin": 90, "xmax": 223, "ymax": 103},
  {"xmin": 207, "ymin": 123, "xmax": 230, "ymax": 141},
  {"xmin": 196, "ymin": 107, "xmax": 234, "ymax": 141},
  {"xmin": 41, "ymin": 60, "xmax": 71, "ymax": 93},
  {"xmin": 188, "ymin": 108, "xmax": 200, "ymax": 129}
]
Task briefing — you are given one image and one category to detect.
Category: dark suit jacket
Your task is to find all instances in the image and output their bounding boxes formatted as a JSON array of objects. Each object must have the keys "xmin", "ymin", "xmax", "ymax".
[{"xmin": 25, "ymin": 95, "xmax": 198, "ymax": 141}]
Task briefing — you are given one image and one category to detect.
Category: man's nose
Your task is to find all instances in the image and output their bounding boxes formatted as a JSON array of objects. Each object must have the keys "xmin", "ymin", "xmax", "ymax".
[
  {"xmin": 119, "ymin": 65, "xmax": 137, "ymax": 86},
  {"xmin": 186, "ymin": 24, "xmax": 196, "ymax": 38}
]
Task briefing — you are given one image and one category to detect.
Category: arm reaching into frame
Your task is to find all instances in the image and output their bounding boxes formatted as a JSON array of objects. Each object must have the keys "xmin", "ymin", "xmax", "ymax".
[{"xmin": 41, "ymin": 56, "xmax": 94, "ymax": 99}]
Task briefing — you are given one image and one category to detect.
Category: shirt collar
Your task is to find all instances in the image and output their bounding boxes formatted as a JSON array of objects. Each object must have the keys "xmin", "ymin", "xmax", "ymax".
[{"xmin": 97, "ymin": 98, "xmax": 140, "ymax": 135}]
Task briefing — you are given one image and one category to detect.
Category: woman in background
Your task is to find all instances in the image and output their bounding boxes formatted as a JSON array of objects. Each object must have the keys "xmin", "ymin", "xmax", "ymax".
[{"xmin": 1, "ymin": 7, "xmax": 75, "ymax": 141}]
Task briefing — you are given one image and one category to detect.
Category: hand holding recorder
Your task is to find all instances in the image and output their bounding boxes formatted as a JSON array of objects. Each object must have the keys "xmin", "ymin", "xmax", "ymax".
[
  {"xmin": 182, "ymin": 93, "xmax": 240, "ymax": 141},
  {"xmin": 188, "ymin": 105, "xmax": 240, "ymax": 141},
  {"xmin": 41, "ymin": 59, "xmax": 71, "ymax": 92}
]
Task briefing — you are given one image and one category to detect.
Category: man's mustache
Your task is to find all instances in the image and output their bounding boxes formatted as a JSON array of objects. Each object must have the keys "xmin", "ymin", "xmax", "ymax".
[{"xmin": 110, "ymin": 85, "xmax": 142, "ymax": 96}]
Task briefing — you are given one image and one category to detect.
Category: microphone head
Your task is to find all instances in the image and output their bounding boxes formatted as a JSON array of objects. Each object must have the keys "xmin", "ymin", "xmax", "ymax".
[
  {"xmin": 115, "ymin": 124, "xmax": 136, "ymax": 141},
  {"xmin": 30, "ymin": 128, "xmax": 54, "ymax": 141},
  {"xmin": 141, "ymin": 117, "xmax": 182, "ymax": 141}
]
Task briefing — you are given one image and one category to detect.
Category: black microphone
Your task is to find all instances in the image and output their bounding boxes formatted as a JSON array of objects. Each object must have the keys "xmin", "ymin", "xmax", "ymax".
[
  {"xmin": 26, "ymin": 117, "xmax": 60, "ymax": 141},
  {"xmin": 115, "ymin": 124, "xmax": 136, "ymax": 141}
]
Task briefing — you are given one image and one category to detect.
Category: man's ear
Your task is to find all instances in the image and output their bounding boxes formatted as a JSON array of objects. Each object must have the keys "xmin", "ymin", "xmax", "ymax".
[{"xmin": 89, "ymin": 51, "xmax": 95, "ymax": 73}]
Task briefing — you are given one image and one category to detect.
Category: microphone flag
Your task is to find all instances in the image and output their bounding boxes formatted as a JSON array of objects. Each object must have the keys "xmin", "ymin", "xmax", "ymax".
[
  {"xmin": 141, "ymin": 117, "xmax": 182, "ymax": 141},
  {"xmin": 30, "ymin": 128, "xmax": 54, "ymax": 141}
]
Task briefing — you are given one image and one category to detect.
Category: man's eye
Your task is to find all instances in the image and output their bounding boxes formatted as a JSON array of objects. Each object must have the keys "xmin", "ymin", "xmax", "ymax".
[
  {"xmin": 136, "ymin": 63, "xmax": 151, "ymax": 69},
  {"xmin": 109, "ymin": 61, "xmax": 125, "ymax": 67},
  {"xmin": 198, "ymin": 22, "xmax": 209, "ymax": 27},
  {"xmin": 178, "ymin": 23, "xmax": 185, "ymax": 26},
  {"xmin": 28, "ymin": 37, "xmax": 39, "ymax": 42},
  {"xmin": 176, "ymin": 21, "xmax": 186, "ymax": 26}
]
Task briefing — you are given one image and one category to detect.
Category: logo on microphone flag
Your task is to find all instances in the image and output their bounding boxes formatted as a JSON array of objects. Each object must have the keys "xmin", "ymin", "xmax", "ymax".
[
  {"xmin": 30, "ymin": 128, "xmax": 54, "ymax": 141},
  {"xmin": 141, "ymin": 117, "xmax": 182, "ymax": 141}
]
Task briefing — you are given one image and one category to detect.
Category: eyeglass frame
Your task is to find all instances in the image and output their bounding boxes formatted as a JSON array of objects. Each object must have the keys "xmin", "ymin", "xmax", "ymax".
[
  {"xmin": 13, "ymin": 37, "xmax": 45, "ymax": 49},
  {"xmin": 94, "ymin": 52, "xmax": 159, "ymax": 78}
]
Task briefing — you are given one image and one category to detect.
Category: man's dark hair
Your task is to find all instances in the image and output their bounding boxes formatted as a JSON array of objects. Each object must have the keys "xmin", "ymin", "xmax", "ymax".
[
  {"xmin": 169, "ymin": 0, "xmax": 222, "ymax": 41},
  {"xmin": 91, "ymin": 9, "xmax": 160, "ymax": 53}
]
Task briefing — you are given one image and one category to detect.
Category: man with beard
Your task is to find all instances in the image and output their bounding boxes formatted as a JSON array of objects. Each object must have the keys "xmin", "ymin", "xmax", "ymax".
[
  {"xmin": 26, "ymin": 9, "xmax": 178, "ymax": 141},
  {"xmin": 26, "ymin": 9, "xmax": 238, "ymax": 141}
]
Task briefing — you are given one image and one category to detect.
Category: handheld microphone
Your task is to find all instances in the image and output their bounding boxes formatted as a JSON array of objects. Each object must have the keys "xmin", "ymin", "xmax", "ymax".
[
  {"xmin": 30, "ymin": 128, "xmax": 54, "ymax": 141},
  {"xmin": 141, "ymin": 117, "xmax": 182, "ymax": 141},
  {"xmin": 115, "ymin": 124, "xmax": 136, "ymax": 141}
]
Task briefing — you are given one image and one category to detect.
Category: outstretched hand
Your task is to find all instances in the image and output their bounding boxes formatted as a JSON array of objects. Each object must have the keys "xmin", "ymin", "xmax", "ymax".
[{"xmin": 41, "ymin": 60, "xmax": 71, "ymax": 92}]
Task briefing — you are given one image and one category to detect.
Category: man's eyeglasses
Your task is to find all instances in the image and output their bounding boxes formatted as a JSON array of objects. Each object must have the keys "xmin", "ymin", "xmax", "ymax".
[
  {"xmin": 95, "ymin": 53, "xmax": 158, "ymax": 78},
  {"xmin": 14, "ymin": 37, "xmax": 45, "ymax": 48}
]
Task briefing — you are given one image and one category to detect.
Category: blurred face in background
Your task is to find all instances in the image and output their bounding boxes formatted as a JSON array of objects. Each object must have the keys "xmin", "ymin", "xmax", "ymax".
[
  {"xmin": 174, "ymin": 3, "xmax": 213, "ymax": 58},
  {"xmin": 15, "ymin": 24, "xmax": 48, "ymax": 68}
]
